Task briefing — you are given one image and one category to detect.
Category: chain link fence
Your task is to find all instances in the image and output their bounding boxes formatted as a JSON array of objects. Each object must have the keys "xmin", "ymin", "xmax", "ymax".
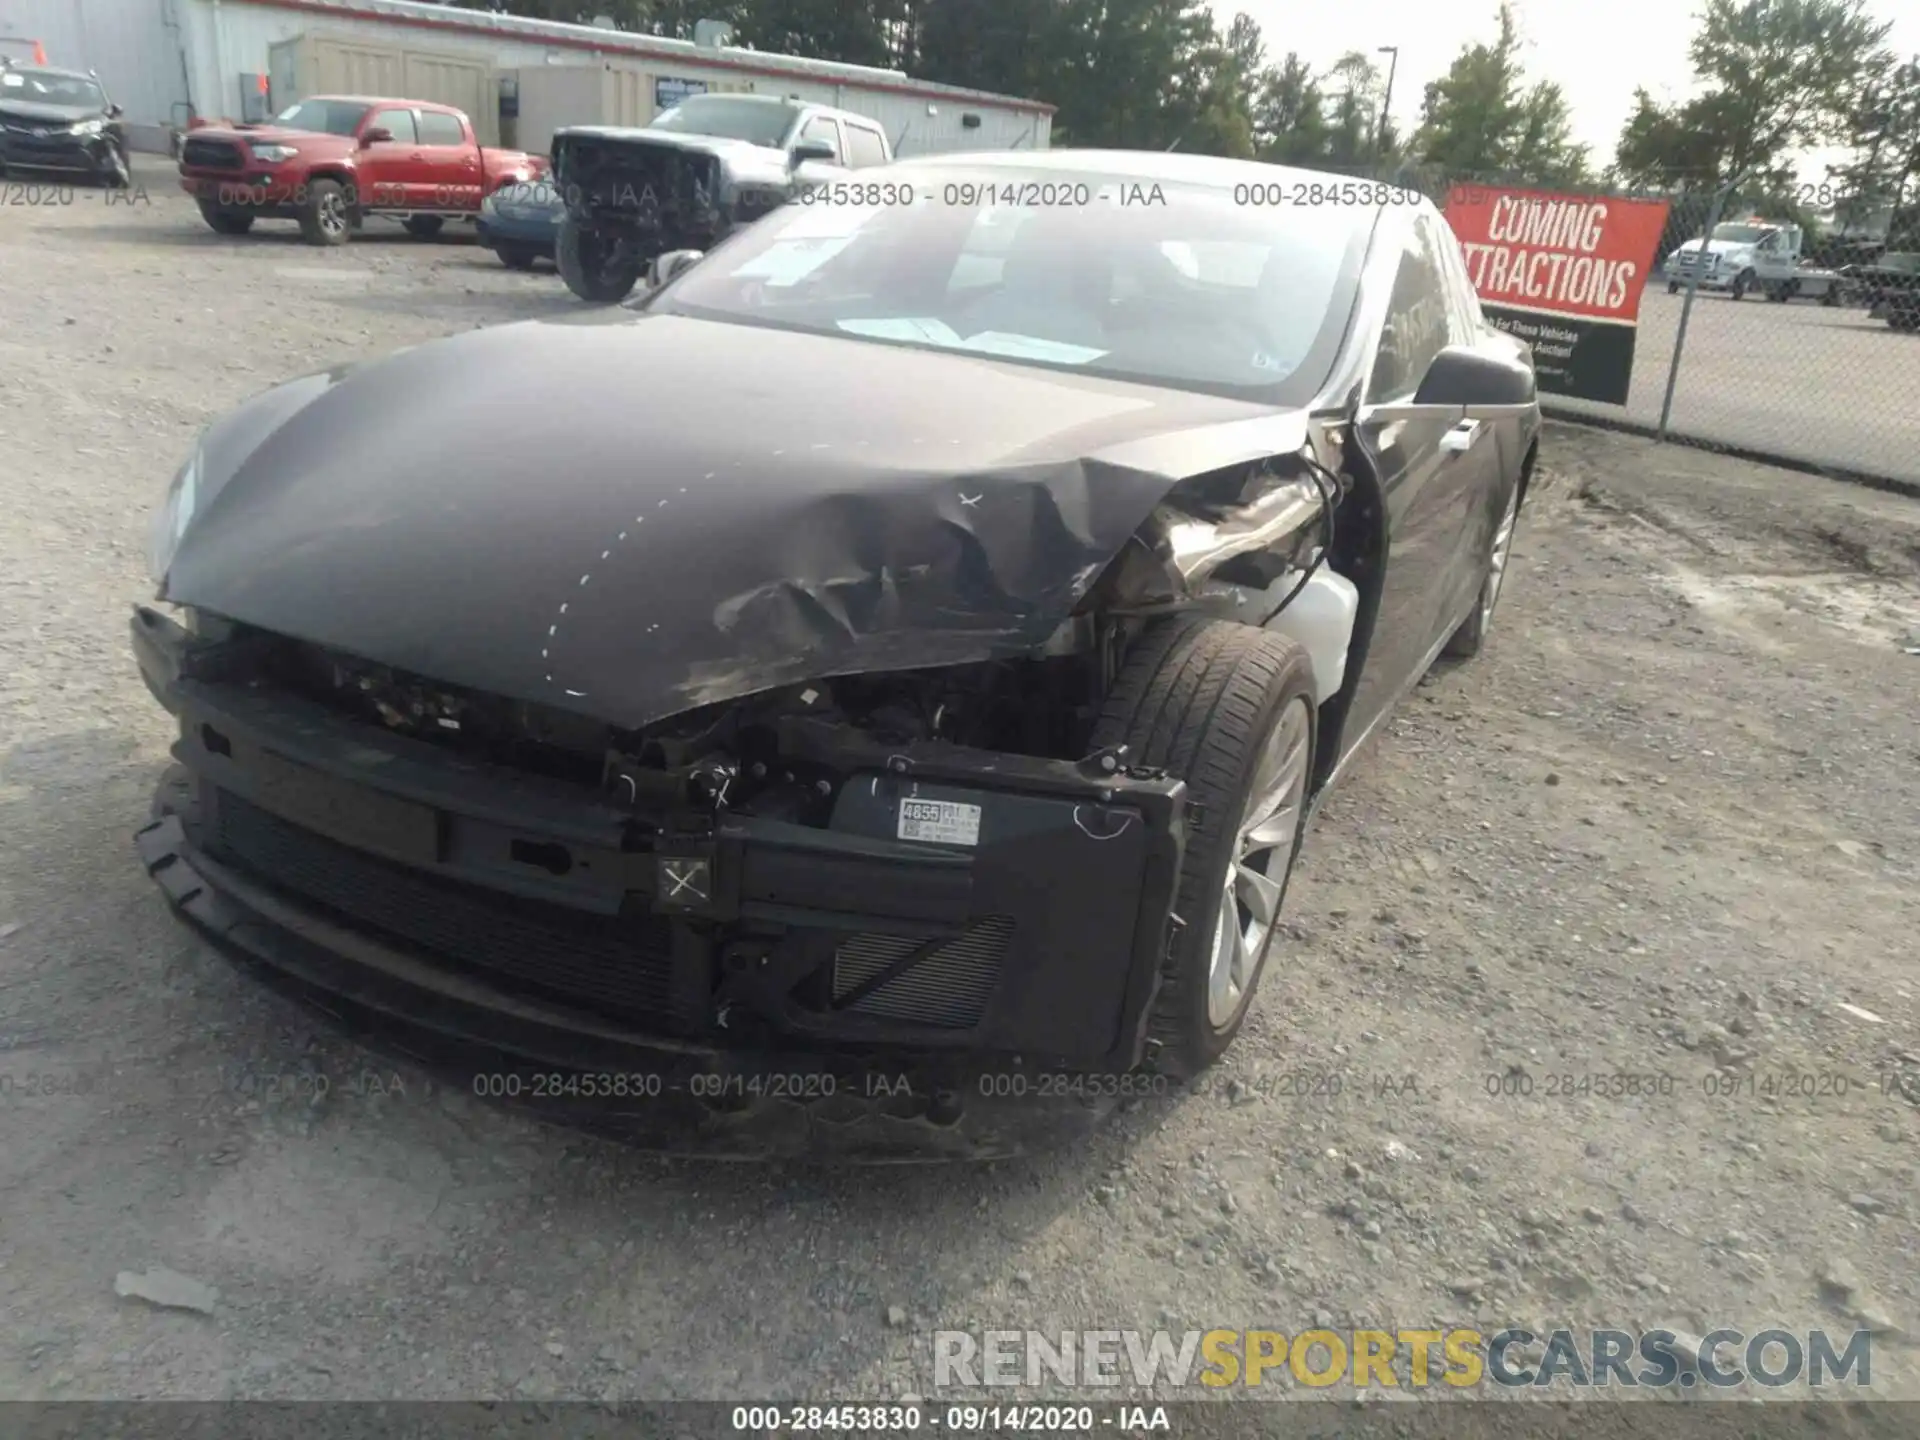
[{"xmin": 1343, "ymin": 164, "xmax": 1920, "ymax": 493}]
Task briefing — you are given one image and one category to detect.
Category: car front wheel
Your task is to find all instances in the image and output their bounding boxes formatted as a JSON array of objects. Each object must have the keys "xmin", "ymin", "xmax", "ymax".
[
  {"xmin": 496, "ymin": 242, "xmax": 541, "ymax": 271},
  {"xmin": 298, "ymin": 178, "xmax": 352, "ymax": 246},
  {"xmin": 556, "ymin": 214, "xmax": 644, "ymax": 302},
  {"xmin": 1091, "ymin": 617, "xmax": 1317, "ymax": 1077},
  {"xmin": 100, "ymin": 142, "xmax": 130, "ymax": 189}
]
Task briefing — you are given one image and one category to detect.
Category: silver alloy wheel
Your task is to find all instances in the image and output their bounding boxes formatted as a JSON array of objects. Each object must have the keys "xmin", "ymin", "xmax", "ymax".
[
  {"xmin": 1207, "ymin": 695, "xmax": 1313, "ymax": 1029},
  {"xmin": 1480, "ymin": 483, "xmax": 1521, "ymax": 630},
  {"xmin": 318, "ymin": 191, "xmax": 346, "ymax": 238}
]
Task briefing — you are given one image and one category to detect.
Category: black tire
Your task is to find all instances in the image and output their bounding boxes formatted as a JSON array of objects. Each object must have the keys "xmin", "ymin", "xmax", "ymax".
[
  {"xmin": 196, "ymin": 200, "xmax": 254, "ymax": 235},
  {"xmin": 1730, "ymin": 268, "xmax": 1754, "ymax": 300},
  {"xmin": 298, "ymin": 177, "xmax": 352, "ymax": 246},
  {"xmin": 1890, "ymin": 308, "xmax": 1920, "ymax": 333},
  {"xmin": 496, "ymin": 242, "xmax": 541, "ymax": 271},
  {"xmin": 1667, "ymin": 281, "xmax": 1680, "ymax": 294},
  {"xmin": 556, "ymin": 213, "xmax": 643, "ymax": 302},
  {"xmin": 1444, "ymin": 474, "xmax": 1524, "ymax": 659},
  {"xmin": 403, "ymin": 215, "xmax": 445, "ymax": 239},
  {"xmin": 100, "ymin": 142, "xmax": 131, "ymax": 189},
  {"xmin": 1821, "ymin": 285, "xmax": 1840, "ymax": 307},
  {"xmin": 1089, "ymin": 617, "xmax": 1317, "ymax": 1077}
]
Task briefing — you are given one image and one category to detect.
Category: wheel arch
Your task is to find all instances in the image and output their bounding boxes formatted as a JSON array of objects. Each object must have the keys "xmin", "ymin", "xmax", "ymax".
[
  {"xmin": 305, "ymin": 166, "xmax": 358, "ymax": 204},
  {"xmin": 1301, "ymin": 448, "xmax": 1389, "ymax": 800}
]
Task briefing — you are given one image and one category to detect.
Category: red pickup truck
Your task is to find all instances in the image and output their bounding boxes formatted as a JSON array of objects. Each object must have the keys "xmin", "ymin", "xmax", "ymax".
[{"xmin": 178, "ymin": 94, "xmax": 546, "ymax": 246}]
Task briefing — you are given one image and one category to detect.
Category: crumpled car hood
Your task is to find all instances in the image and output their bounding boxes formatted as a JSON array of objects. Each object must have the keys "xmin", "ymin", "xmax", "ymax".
[{"xmin": 161, "ymin": 312, "xmax": 1307, "ymax": 728}]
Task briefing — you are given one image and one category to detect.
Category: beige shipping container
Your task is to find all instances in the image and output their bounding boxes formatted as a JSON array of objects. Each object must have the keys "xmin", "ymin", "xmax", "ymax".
[
  {"xmin": 507, "ymin": 63, "xmax": 758, "ymax": 157},
  {"xmin": 267, "ymin": 33, "xmax": 499, "ymax": 147}
]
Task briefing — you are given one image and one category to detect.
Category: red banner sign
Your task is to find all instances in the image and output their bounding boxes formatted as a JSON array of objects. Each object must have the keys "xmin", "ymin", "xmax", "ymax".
[
  {"xmin": 1442, "ymin": 184, "xmax": 1672, "ymax": 404},
  {"xmin": 1443, "ymin": 185, "xmax": 1670, "ymax": 322}
]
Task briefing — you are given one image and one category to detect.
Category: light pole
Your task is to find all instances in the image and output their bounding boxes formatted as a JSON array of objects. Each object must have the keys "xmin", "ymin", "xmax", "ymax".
[{"xmin": 1376, "ymin": 45, "xmax": 1399, "ymax": 162}]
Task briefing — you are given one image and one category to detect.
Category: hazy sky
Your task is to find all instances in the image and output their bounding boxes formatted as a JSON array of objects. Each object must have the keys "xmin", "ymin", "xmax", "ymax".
[{"xmin": 1221, "ymin": 0, "xmax": 1920, "ymax": 171}]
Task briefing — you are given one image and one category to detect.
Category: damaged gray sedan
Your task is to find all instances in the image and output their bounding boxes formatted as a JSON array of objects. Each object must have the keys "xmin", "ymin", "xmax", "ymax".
[{"xmin": 131, "ymin": 151, "xmax": 1538, "ymax": 1147}]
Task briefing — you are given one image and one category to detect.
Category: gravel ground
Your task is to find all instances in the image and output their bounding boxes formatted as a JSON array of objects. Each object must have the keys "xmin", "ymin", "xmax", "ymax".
[{"xmin": 2, "ymin": 164, "xmax": 1918, "ymax": 1404}]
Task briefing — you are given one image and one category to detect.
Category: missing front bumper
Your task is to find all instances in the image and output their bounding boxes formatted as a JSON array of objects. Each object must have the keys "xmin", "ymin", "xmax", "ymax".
[{"xmin": 131, "ymin": 607, "xmax": 1190, "ymax": 1079}]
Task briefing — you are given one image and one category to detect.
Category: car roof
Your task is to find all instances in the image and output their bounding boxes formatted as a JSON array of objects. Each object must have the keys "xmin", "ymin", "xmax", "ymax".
[
  {"xmin": 887, "ymin": 147, "xmax": 1437, "ymax": 205},
  {"xmin": 5, "ymin": 65, "xmax": 97, "ymax": 83},
  {"xmin": 676, "ymin": 93, "xmax": 795, "ymax": 106},
  {"xmin": 304, "ymin": 94, "xmax": 459, "ymax": 109}
]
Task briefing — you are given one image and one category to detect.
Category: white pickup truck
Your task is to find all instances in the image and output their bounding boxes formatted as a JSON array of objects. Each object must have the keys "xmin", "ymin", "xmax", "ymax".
[{"xmin": 1665, "ymin": 220, "xmax": 1845, "ymax": 303}]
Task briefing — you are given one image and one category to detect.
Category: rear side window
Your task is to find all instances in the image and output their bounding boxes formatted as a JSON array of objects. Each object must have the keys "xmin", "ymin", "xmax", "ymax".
[
  {"xmin": 845, "ymin": 124, "xmax": 887, "ymax": 168},
  {"xmin": 1370, "ymin": 215, "xmax": 1454, "ymax": 401},
  {"xmin": 367, "ymin": 108, "xmax": 417, "ymax": 144},
  {"xmin": 417, "ymin": 110, "xmax": 465, "ymax": 145}
]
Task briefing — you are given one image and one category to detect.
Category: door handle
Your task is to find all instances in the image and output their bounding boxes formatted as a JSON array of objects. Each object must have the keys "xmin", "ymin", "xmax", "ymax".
[{"xmin": 1440, "ymin": 419, "xmax": 1484, "ymax": 454}]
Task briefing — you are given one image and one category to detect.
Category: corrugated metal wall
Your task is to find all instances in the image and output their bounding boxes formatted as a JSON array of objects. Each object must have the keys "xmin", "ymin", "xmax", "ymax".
[
  {"xmin": 18, "ymin": 0, "xmax": 1049, "ymax": 154},
  {"xmin": 177, "ymin": 0, "xmax": 1047, "ymax": 152},
  {"xmin": 261, "ymin": 32, "xmax": 499, "ymax": 144}
]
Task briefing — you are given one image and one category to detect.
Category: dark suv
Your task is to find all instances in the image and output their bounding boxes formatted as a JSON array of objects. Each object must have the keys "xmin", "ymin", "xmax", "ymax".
[
  {"xmin": 0, "ymin": 59, "xmax": 130, "ymax": 186},
  {"xmin": 550, "ymin": 93, "xmax": 893, "ymax": 302}
]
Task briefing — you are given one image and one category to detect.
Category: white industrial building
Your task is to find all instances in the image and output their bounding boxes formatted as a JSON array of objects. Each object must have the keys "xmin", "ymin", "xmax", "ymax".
[{"xmin": 0, "ymin": 0, "xmax": 1052, "ymax": 156}]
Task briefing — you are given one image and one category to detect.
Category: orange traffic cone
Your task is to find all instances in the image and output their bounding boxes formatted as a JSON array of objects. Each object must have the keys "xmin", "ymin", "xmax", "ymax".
[{"xmin": 33, "ymin": 41, "xmax": 48, "ymax": 64}]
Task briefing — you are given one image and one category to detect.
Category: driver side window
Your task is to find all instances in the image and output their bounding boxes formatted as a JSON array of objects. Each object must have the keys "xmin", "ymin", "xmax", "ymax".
[
  {"xmin": 1370, "ymin": 217, "xmax": 1453, "ymax": 402},
  {"xmin": 798, "ymin": 115, "xmax": 842, "ymax": 163},
  {"xmin": 367, "ymin": 108, "xmax": 417, "ymax": 143}
]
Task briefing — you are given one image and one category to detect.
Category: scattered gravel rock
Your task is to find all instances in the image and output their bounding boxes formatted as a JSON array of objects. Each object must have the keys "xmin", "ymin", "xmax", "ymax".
[
  {"xmin": 1819, "ymin": 1258, "xmax": 1862, "ymax": 1300},
  {"xmin": 113, "ymin": 1267, "xmax": 217, "ymax": 1316}
]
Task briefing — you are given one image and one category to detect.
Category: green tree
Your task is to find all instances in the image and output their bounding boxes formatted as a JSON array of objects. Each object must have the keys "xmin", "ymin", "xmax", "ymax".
[
  {"xmin": 1826, "ymin": 55, "xmax": 1920, "ymax": 236},
  {"xmin": 1412, "ymin": 3, "xmax": 1589, "ymax": 183},
  {"xmin": 916, "ymin": 0, "xmax": 1050, "ymax": 98},
  {"xmin": 1612, "ymin": 88, "xmax": 1743, "ymax": 189},
  {"xmin": 1332, "ymin": 51, "xmax": 1385, "ymax": 165},
  {"xmin": 1612, "ymin": 0, "xmax": 1891, "ymax": 192},
  {"xmin": 1253, "ymin": 52, "xmax": 1331, "ymax": 163}
]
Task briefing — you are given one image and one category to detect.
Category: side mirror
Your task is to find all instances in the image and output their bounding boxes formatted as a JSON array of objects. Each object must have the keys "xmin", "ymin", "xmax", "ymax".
[
  {"xmin": 1413, "ymin": 345, "xmax": 1535, "ymax": 409},
  {"xmin": 789, "ymin": 139, "xmax": 835, "ymax": 167},
  {"xmin": 106, "ymin": 103, "xmax": 123, "ymax": 119},
  {"xmin": 650, "ymin": 248, "xmax": 703, "ymax": 287},
  {"xmin": 360, "ymin": 127, "xmax": 393, "ymax": 147}
]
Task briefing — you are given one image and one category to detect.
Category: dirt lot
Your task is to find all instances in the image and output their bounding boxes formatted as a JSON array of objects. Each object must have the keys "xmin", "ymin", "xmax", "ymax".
[{"xmin": 2, "ymin": 165, "xmax": 1919, "ymax": 1405}]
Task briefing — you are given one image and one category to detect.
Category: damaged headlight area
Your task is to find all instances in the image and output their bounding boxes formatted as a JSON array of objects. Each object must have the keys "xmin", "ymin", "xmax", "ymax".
[{"xmin": 146, "ymin": 439, "xmax": 203, "ymax": 586}]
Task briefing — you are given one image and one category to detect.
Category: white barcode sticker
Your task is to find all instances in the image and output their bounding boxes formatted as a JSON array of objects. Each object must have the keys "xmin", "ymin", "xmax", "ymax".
[{"xmin": 896, "ymin": 797, "xmax": 982, "ymax": 847}]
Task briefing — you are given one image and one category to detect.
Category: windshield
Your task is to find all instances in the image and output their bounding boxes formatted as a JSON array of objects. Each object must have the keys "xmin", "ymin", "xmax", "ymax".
[
  {"xmin": 0, "ymin": 70, "xmax": 105, "ymax": 108},
  {"xmin": 648, "ymin": 95, "xmax": 800, "ymax": 148},
  {"xmin": 651, "ymin": 166, "xmax": 1369, "ymax": 403},
  {"xmin": 1709, "ymin": 224, "xmax": 1773, "ymax": 244},
  {"xmin": 270, "ymin": 99, "xmax": 370, "ymax": 137}
]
